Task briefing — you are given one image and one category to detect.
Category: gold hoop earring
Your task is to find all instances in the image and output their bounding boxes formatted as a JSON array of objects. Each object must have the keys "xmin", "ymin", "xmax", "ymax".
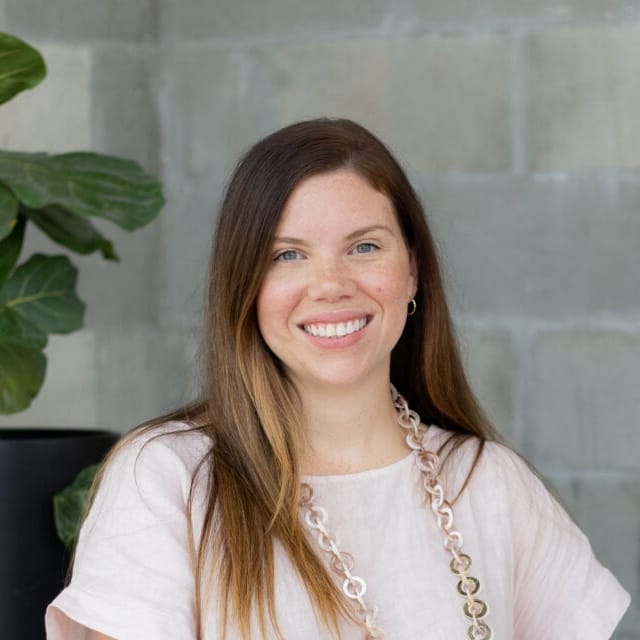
[{"xmin": 407, "ymin": 298, "xmax": 417, "ymax": 316}]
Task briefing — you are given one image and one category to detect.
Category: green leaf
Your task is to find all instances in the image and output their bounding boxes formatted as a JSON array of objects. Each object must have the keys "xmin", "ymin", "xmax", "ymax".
[
  {"xmin": 24, "ymin": 205, "xmax": 118, "ymax": 261},
  {"xmin": 0, "ymin": 213, "xmax": 25, "ymax": 285},
  {"xmin": 0, "ymin": 308, "xmax": 47, "ymax": 413},
  {"xmin": 0, "ymin": 151, "xmax": 164, "ymax": 231},
  {"xmin": 0, "ymin": 305, "xmax": 46, "ymax": 349},
  {"xmin": 0, "ymin": 343, "xmax": 46, "ymax": 413},
  {"xmin": 0, "ymin": 254, "xmax": 85, "ymax": 334},
  {"xmin": 53, "ymin": 464, "xmax": 100, "ymax": 552},
  {"xmin": 0, "ymin": 32, "xmax": 46, "ymax": 105},
  {"xmin": 0, "ymin": 181, "xmax": 19, "ymax": 241},
  {"xmin": 0, "ymin": 310, "xmax": 46, "ymax": 412}
]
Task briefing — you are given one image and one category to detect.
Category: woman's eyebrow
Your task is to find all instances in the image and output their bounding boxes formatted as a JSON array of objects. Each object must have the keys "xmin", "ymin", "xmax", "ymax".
[
  {"xmin": 273, "ymin": 225, "xmax": 394, "ymax": 246},
  {"xmin": 345, "ymin": 224, "xmax": 394, "ymax": 240},
  {"xmin": 272, "ymin": 235, "xmax": 310, "ymax": 246}
]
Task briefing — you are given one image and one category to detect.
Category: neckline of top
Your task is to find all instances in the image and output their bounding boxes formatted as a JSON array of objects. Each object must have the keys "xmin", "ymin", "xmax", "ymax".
[{"xmin": 302, "ymin": 447, "xmax": 415, "ymax": 484}]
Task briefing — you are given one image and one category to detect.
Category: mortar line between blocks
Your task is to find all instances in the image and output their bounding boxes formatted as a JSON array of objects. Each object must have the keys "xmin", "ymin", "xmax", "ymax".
[{"xmin": 157, "ymin": 16, "xmax": 640, "ymax": 48}]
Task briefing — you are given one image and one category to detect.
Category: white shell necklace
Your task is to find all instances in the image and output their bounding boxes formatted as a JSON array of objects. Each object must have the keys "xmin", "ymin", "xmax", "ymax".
[{"xmin": 300, "ymin": 386, "xmax": 492, "ymax": 639}]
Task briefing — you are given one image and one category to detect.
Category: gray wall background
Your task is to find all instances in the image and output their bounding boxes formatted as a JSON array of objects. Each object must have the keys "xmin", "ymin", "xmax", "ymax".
[{"xmin": 0, "ymin": 1, "xmax": 638, "ymax": 635}]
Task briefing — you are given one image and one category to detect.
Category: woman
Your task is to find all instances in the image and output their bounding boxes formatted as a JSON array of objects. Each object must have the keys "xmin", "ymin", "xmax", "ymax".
[{"xmin": 46, "ymin": 119, "xmax": 630, "ymax": 639}]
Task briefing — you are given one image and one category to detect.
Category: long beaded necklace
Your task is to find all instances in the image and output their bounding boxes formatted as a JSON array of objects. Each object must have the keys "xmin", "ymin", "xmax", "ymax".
[{"xmin": 300, "ymin": 386, "xmax": 492, "ymax": 639}]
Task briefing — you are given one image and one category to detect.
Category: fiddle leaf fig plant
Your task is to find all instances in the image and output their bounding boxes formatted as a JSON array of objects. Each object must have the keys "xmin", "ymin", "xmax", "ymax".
[{"xmin": 0, "ymin": 33, "xmax": 165, "ymax": 414}]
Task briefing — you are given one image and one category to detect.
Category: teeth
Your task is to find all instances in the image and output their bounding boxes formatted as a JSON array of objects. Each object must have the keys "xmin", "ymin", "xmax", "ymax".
[{"xmin": 304, "ymin": 317, "xmax": 368, "ymax": 338}]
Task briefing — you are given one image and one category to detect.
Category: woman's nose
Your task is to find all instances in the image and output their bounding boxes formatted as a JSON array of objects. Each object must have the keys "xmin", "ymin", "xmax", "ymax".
[{"xmin": 307, "ymin": 259, "xmax": 355, "ymax": 302}]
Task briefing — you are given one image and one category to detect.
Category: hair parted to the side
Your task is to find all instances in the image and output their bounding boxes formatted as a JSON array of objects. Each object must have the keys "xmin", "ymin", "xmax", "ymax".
[{"xmin": 79, "ymin": 118, "xmax": 502, "ymax": 639}]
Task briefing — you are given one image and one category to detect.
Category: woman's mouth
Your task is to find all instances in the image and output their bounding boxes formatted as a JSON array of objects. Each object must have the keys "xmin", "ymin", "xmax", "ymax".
[{"xmin": 302, "ymin": 316, "xmax": 369, "ymax": 338}]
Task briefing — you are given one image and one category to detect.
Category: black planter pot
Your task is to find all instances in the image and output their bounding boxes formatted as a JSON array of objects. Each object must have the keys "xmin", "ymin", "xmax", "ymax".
[{"xmin": 0, "ymin": 428, "xmax": 120, "ymax": 640}]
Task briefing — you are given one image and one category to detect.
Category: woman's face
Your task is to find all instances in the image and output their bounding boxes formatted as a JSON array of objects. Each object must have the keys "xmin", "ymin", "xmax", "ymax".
[{"xmin": 256, "ymin": 169, "xmax": 417, "ymax": 393}]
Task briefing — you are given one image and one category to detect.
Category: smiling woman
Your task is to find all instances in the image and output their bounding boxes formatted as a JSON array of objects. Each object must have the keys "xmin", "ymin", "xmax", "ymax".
[{"xmin": 45, "ymin": 119, "xmax": 629, "ymax": 640}]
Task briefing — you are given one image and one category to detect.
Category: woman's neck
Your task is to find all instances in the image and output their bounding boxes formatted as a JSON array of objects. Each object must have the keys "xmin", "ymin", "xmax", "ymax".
[{"xmin": 297, "ymin": 380, "xmax": 408, "ymax": 475}]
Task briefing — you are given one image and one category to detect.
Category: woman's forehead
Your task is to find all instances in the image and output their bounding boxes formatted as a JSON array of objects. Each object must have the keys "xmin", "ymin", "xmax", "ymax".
[{"xmin": 275, "ymin": 169, "xmax": 397, "ymax": 234}]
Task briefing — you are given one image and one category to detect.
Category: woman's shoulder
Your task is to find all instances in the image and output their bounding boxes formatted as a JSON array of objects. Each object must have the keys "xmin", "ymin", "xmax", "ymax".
[
  {"xmin": 113, "ymin": 419, "xmax": 212, "ymax": 468},
  {"xmin": 95, "ymin": 420, "xmax": 214, "ymax": 508},
  {"xmin": 424, "ymin": 424, "xmax": 536, "ymax": 498}
]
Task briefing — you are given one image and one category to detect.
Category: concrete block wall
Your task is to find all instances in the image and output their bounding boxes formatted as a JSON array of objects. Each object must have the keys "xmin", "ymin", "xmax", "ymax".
[{"xmin": 1, "ymin": 1, "xmax": 638, "ymax": 634}]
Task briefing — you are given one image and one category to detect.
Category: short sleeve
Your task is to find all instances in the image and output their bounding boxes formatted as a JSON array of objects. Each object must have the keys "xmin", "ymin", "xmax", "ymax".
[
  {"xmin": 485, "ymin": 443, "xmax": 630, "ymax": 639},
  {"xmin": 45, "ymin": 425, "xmax": 209, "ymax": 640}
]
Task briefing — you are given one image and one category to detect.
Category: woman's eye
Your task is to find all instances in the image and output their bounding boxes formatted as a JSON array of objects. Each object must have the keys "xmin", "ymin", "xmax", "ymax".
[
  {"xmin": 275, "ymin": 249, "xmax": 302, "ymax": 261},
  {"xmin": 352, "ymin": 242, "xmax": 379, "ymax": 255}
]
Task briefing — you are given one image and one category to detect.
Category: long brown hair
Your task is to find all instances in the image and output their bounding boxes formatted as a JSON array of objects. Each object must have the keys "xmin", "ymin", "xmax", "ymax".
[{"xmin": 96, "ymin": 119, "xmax": 501, "ymax": 638}]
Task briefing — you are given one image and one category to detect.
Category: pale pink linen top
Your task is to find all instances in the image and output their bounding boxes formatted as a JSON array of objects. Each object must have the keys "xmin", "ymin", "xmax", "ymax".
[{"xmin": 46, "ymin": 423, "xmax": 630, "ymax": 639}]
